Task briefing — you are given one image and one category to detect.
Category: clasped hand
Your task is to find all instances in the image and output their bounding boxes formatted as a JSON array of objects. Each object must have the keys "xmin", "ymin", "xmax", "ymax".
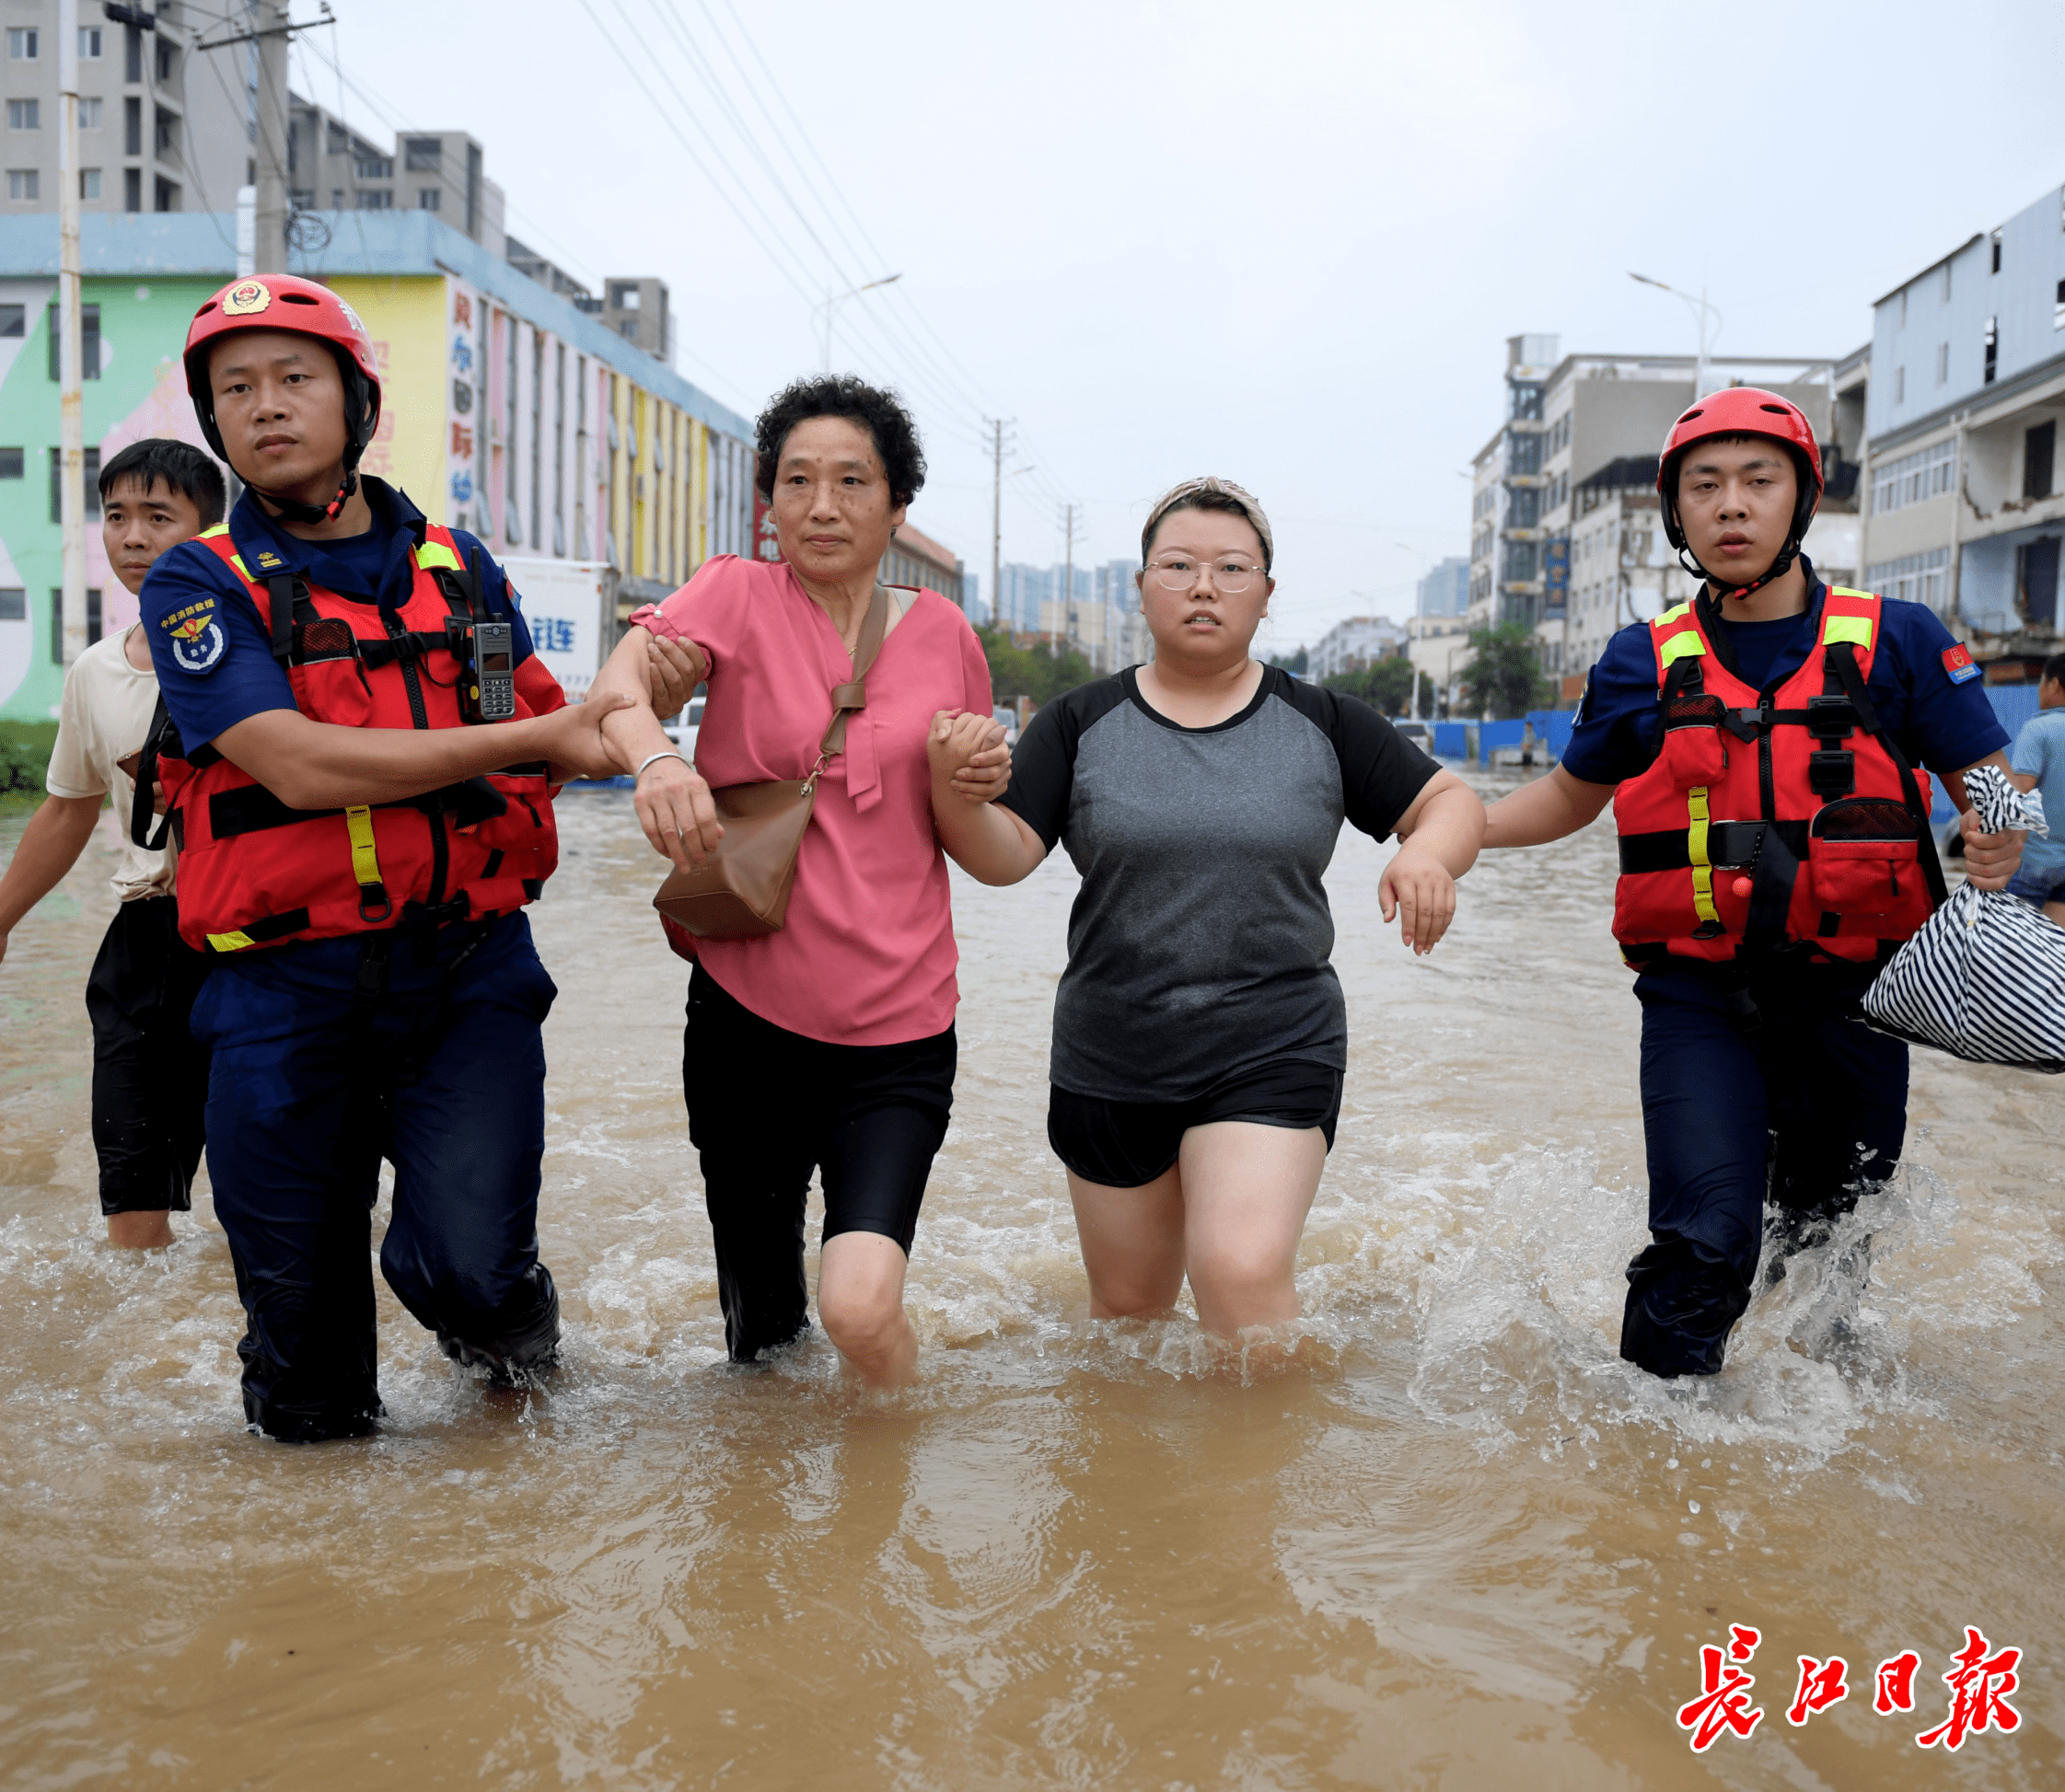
[{"xmin": 1958, "ymin": 807, "xmax": 2026, "ymax": 892}]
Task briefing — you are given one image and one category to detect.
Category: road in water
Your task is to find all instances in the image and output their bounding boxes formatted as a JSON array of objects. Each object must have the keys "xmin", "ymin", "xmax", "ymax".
[{"xmin": 1, "ymin": 780, "xmax": 2059, "ymax": 1789}]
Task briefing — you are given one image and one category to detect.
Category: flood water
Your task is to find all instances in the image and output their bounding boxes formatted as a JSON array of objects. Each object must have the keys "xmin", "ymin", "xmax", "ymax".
[{"xmin": 2, "ymin": 779, "xmax": 2060, "ymax": 1789}]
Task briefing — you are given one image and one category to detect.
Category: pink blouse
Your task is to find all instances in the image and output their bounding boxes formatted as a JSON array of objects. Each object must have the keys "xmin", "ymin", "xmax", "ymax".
[{"xmin": 632, "ymin": 554, "xmax": 994, "ymax": 1046}]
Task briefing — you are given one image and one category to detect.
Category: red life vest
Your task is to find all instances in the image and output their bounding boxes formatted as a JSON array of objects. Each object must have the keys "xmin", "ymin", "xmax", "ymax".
[
  {"xmin": 1611, "ymin": 585, "xmax": 1947, "ymax": 969},
  {"xmin": 159, "ymin": 522, "xmax": 563, "ymax": 954}
]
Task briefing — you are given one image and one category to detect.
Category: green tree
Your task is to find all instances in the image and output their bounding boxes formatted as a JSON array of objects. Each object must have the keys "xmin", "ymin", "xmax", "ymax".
[
  {"xmin": 1269, "ymin": 645, "xmax": 1309, "ymax": 676},
  {"xmin": 977, "ymin": 625, "xmax": 1096, "ymax": 707},
  {"xmin": 1457, "ymin": 624, "xmax": 1549, "ymax": 719}
]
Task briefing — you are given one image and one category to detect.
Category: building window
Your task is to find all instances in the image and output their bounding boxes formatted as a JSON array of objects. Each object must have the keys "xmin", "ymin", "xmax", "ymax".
[
  {"xmin": 7, "ymin": 28, "xmax": 38, "ymax": 59},
  {"xmin": 152, "ymin": 175, "xmax": 177, "ymax": 211},
  {"xmin": 123, "ymin": 168, "xmax": 140, "ymax": 212},
  {"xmin": 1894, "ymin": 365, "xmax": 1905, "ymax": 405},
  {"xmin": 0, "ymin": 445, "xmax": 21, "ymax": 477},
  {"xmin": 1983, "ymin": 316, "xmax": 1998, "ymax": 385},
  {"xmin": 403, "ymin": 136, "xmax": 440, "ymax": 170},
  {"xmin": 78, "ymin": 96, "xmax": 102, "ymax": 130},
  {"xmin": 2027, "ymin": 421, "xmax": 2057, "ymax": 503},
  {"xmin": 0, "ymin": 587, "xmax": 22, "ymax": 620},
  {"xmin": 1935, "ymin": 342, "xmax": 1948, "ymax": 387},
  {"xmin": 1864, "ymin": 549, "xmax": 1950, "ymax": 611},
  {"xmin": 46, "ymin": 588, "xmax": 105, "ymax": 661},
  {"xmin": 1942, "ymin": 264, "xmax": 1952, "ymax": 302},
  {"xmin": 154, "ymin": 39, "xmax": 175, "ymax": 85},
  {"xmin": 7, "ymin": 169, "xmax": 38, "ymax": 202},
  {"xmin": 354, "ymin": 188, "xmax": 392, "ymax": 210},
  {"xmin": 79, "ymin": 168, "xmax": 99, "ymax": 200},
  {"xmin": 48, "ymin": 445, "xmax": 103, "ymax": 522},
  {"xmin": 1870, "ymin": 439, "xmax": 1955, "ymax": 514},
  {"xmin": 354, "ymin": 156, "xmax": 392, "ymax": 179},
  {"xmin": 7, "ymin": 99, "xmax": 38, "ymax": 131},
  {"xmin": 611, "ymin": 283, "xmax": 641, "ymax": 309},
  {"xmin": 78, "ymin": 26, "xmax": 101, "ymax": 59},
  {"xmin": 155, "ymin": 108, "xmax": 179, "ymax": 158},
  {"xmin": 124, "ymin": 22, "xmax": 141, "ymax": 82},
  {"xmin": 417, "ymin": 187, "xmax": 439, "ymax": 211},
  {"xmin": 1990, "ymin": 229, "xmax": 2001, "ymax": 275},
  {"xmin": 123, "ymin": 95, "xmax": 141, "ymax": 155},
  {"xmin": 2055, "ymin": 278, "xmax": 2064, "ymax": 332}
]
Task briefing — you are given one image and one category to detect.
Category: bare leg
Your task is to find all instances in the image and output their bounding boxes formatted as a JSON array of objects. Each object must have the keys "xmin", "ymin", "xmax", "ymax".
[
  {"xmin": 107, "ymin": 1209, "xmax": 174, "ymax": 1249},
  {"xmin": 817, "ymin": 1231, "xmax": 919, "ymax": 1389},
  {"xmin": 1178, "ymin": 1122, "xmax": 1327, "ymax": 1337},
  {"xmin": 1066, "ymin": 1164, "xmax": 1185, "ymax": 1318}
]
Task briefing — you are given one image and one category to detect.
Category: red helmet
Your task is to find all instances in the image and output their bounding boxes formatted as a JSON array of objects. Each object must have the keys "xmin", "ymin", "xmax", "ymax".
[
  {"xmin": 183, "ymin": 273, "xmax": 382, "ymax": 481},
  {"xmin": 1656, "ymin": 387, "xmax": 1823, "ymax": 595}
]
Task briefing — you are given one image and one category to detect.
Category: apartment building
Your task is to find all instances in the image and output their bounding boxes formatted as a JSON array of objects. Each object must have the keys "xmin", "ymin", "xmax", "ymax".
[
  {"xmin": 1468, "ymin": 335, "xmax": 1863, "ymax": 699},
  {"xmin": 1309, "ymin": 614, "xmax": 1404, "ymax": 682},
  {"xmin": 2, "ymin": 0, "xmax": 248, "ymax": 216},
  {"xmin": 1861, "ymin": 180, "xmax": 2065, "ymax": 676},
  {"xmin": 1416, "ymin": 555, "xmax": 1468, "ymax": 618},
  {"xmin": 286, "ymin": 100, "xmax": 505, "ymax": 260},
  {"xmin": 0, "ymin": 207, "xmax": 754, "ymax": 720}
]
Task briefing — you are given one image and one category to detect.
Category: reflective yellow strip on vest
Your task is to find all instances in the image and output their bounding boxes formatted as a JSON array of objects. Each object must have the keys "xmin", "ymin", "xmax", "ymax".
[
  {"xmin": 414, "ymin": 540, "xmax": 464, "ymax": 572},
  {"xmin": 1687, "ymin": 785, "xmax": 1721, "ymax": 928},
  {"xmin": 197, "ymin": 524, "xmax": 231, "ymax": 540},
  {"xmin": 1823, "ymin": 614, "xmax": 1874, "ymax": 649},
  {"xmin": 344, "ymin": 804, "xmax": 384, "ymax": 892},
  {"xmin": 1656, "ymin": 601, "xmax": 1693, "ymax": 627},
  {"xmin": 1660, "ymin": 630, "xmax": 1708, "ymax": 665},
  {"xmin": 206, "ymin": 929, "xmax": 257, "ymax": 952}
]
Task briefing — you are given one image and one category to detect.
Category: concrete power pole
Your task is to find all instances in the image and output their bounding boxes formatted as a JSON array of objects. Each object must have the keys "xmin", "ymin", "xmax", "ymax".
[
  {"xmin": 252, "ymin": 2, "xmax": 292, "ymax": 273},
  {"xmin": 987, "ymin": 417, "xmax": 1005, "ymax": 631},
  {"xmin": 1061, "ymin": 501, "xmax": 1079, "ymax": 658},
  {"xmin": 57, "ymin": 0, "xmax": 85, "ymax": 666}
]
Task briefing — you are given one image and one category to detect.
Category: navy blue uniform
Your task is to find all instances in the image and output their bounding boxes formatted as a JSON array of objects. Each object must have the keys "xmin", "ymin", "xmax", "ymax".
[
  {"xmin": 1564, "ymin": 571, "xmax": 2008, "ymax": 1376},
  {"xmin": 142, "ymin": 481, "xmax": 562, "ymax": 1440}
]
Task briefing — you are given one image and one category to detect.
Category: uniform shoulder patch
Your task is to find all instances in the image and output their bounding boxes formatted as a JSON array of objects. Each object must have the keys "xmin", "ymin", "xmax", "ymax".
[
  {"xmin": 160, "ymin": 594, "xmax": 226, "ymax": 674},
  {"xmin": 1941, "ymin": 642, "xmax": 1981, "ymax": 686}
]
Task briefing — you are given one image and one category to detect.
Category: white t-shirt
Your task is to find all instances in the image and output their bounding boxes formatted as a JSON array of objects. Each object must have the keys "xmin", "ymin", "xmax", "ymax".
[{"xmin": 45, "ymin": 625, "xmax": 177, "ymax": 901}]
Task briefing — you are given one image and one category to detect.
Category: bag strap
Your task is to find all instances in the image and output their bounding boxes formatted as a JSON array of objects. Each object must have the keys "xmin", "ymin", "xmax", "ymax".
[{"xmin": 803, "ymin": 584, "xmax": 891, "ymax": 791}]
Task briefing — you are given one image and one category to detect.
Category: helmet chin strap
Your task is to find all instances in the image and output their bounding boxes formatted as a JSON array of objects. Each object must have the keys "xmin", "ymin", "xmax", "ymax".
[
  {"xmin": 1679, "ymin": 538, "xmax": 1801, "ymax": 603},
  {"xmin": 250, "ymin": 467, "xmax": 359, "ymax": 527}
]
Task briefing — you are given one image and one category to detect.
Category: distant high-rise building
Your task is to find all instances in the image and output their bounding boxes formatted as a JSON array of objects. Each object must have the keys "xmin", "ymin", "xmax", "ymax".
[{"xmin": 1415, "ymin": 556, "xmax": 1469, "ymax": 618}]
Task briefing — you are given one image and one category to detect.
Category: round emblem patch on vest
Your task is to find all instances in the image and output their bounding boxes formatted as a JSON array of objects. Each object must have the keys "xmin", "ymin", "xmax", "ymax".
[{"xmin": 221, "ymin": 280, "xmax": 271, "ymax": 317}]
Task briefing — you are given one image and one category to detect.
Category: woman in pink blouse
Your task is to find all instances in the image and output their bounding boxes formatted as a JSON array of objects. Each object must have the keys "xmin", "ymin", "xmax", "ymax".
[{"xmin": 592, "ymin": 377, "xmax": 1008, "ymax": 1387}]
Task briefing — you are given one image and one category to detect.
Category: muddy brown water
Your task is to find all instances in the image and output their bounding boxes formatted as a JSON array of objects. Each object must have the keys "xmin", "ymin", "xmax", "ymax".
[{"xmin": 1, "ymin": 782, "xmax": 2059, "ymax": 1790}]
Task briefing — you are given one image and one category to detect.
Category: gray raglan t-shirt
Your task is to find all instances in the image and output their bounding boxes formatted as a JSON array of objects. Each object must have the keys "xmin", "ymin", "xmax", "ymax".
[{"xmin": 1000, "ymin": 665, "xmax": 1440, "ymax": 1103}]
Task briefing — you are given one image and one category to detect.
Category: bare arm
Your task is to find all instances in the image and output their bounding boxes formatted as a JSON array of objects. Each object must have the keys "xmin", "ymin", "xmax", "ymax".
[
  {"xmin": 924, "ymin": 711, "xmax": 1047, "ymax": 884},
  {"xmin": 0, "ymin": 793, "xmax": 106, "ymax": 963},
  {"xmin": 1377, "ymin": 770, "xmax": 1484, "ymax": 954},
  {"xmin": 1946, "ymin": 749, "xmax": 2026, "ymax": 891},
  {"xmin": 208, "ymin": 696, "xmax": 631, "ymax": 814},
  {"xmin": 1482, "ymin": 765, "xmax": 1618, "ymax": 849}
]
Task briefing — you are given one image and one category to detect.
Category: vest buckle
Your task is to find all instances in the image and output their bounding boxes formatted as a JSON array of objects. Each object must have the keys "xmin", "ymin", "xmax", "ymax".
[
  {"xmin": 1808, "ymin": 751, "xmax": 1856, "ymax": 798},
  {"xmin": 1807, "ymin": 694, "xmax": 1857, "ymax": 741}
]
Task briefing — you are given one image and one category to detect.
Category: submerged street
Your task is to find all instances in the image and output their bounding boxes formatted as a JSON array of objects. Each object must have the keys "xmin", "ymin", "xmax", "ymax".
[{"xmin": 1, "ymin": 780, "xmax": 2059, "ymax": 1789}]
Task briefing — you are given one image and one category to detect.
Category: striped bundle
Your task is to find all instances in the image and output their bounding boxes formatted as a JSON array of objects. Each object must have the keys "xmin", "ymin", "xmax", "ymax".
[{"xmin": 1863, "ymin": 764, "xmax": 2061, "ymax": 1072}]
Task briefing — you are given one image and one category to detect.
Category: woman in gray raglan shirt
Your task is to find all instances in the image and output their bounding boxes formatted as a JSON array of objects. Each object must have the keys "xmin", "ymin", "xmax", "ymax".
[{"xmin": 925, "ymin": 478, "xmax": 1484, "ymax": 1342}]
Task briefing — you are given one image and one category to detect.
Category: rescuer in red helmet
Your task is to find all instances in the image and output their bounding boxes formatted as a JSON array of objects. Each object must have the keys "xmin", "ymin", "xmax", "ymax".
[
  {"xmin": 133, "ymin": 273, "xmax": 633, "ymax": 1442},
  {"xmin": 1479, "ymin": 387, "xmax": 2025, "ymax": 1378}
]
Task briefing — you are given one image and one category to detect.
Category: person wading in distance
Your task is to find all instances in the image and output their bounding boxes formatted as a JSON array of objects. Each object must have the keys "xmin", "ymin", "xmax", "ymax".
[
  {"xmin": 927, "ymin": 476, "xmax": 1485, "ymax": 1346},
  {"xmin": 1480, "ymin": 388, "xmax": 2024, "ymax": 1378}
]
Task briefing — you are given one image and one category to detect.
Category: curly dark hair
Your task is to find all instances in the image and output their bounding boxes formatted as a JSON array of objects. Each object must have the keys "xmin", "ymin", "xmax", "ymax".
[{"xmin": 753, "ymin": 375, "xmax": 926, "ymax": 511}]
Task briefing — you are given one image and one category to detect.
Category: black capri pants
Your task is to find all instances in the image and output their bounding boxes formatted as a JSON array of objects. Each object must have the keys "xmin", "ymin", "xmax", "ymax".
[{"xmin": 683, "ymin": 964, "xmax": 956, "ymax": 1361}]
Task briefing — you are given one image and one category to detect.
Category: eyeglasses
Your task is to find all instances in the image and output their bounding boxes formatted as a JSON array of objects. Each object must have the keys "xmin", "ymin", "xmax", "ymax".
[{"xmin": 1146, "ymin": 554, "xmax": 1265, "ymax": 595}]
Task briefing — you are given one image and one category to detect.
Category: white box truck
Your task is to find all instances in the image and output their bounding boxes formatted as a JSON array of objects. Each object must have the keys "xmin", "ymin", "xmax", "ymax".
[{"xmin": 500, "ymin": 558, "xmax": 618, "ymax": 701}]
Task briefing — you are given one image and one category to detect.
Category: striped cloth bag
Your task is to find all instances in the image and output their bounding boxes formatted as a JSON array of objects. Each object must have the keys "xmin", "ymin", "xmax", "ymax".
[{"xmin": 1863, "ymin": 764, "xmax": 2062, "ymax": 1072}]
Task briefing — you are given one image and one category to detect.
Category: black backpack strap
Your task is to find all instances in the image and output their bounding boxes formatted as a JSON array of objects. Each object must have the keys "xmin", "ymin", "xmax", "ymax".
[{"xmin": 129, "ymin": 693, "xmax": 178, "ymax": 851}]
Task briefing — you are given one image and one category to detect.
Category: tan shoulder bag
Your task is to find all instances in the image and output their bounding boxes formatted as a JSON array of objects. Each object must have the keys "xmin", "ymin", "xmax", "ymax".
[{"xmin": 651, "ymin": 584, "xmax": 891, "ymax": 940}]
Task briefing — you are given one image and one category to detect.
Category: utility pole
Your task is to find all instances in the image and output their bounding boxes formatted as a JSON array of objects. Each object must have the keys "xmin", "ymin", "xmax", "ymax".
[
  {"xmin": 253, "ymin": 2, "xmax": 291, "ymax": 273},
  {"xmin": 986, "ymin": 416, "xmax": 1012, "ymax": 632},
  {"xmin": 57, "ymin": 0, "xmax": 85, "ymax": 666},
  {"xmin": 1060, "ymin": 501, "xmax": 1079, "ymax": 658}
]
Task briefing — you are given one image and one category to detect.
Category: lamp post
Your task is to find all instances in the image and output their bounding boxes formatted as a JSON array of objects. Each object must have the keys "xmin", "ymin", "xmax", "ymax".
[
  {"xmin": 816, "ymin": 273, "xmax": 901, "ymax": 373},
  {"xmin": 1630, "ymin": 272, "xmax": 1723, "ymax": 403}
]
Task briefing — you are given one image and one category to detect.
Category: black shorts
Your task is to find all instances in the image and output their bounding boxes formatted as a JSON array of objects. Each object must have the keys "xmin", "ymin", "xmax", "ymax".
[
  {"xmin": 85, "ymin": 895, "xmax": 212, "ymax": 1215},
  {"xmin": 684, "ymin": 965, "xmax": 957, "ymax": 1359},
  {"xmin": 1047, "ymin": 1058, "xmax": 1342, "ymax": 1189}
]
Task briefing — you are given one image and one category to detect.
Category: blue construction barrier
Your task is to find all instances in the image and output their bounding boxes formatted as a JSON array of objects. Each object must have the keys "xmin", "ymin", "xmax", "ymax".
[
  {"xmin": 1930, "ymin": 684, "xmax": 2044, "ymax": 824},
  {"xmin": 1526, "ymin": 709, "xmax": 1578, "ymax": 759},
  {"xmin": 1433, "ymin": 722, "xmax": 1468, "ymax": 759}
]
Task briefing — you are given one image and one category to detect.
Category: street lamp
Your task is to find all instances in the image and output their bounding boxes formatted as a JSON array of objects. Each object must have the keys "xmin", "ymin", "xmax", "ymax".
[
  {"xmin": 1630, "ymin": 272, "xmax": 1723, "ymax": 403},
  {"xmin": 816, "ymin": 272, "xmax": 902, "ymax": 373}
]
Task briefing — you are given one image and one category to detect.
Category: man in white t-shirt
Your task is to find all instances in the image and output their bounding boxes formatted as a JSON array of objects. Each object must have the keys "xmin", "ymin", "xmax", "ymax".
[{"xmin": 0, "ymin": 440, "xmax": 225, "ymax": 1246}]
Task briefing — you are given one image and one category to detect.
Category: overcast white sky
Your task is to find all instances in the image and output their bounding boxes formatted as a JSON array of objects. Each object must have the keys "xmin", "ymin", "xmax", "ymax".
[{"xmin": 311, "ymin": 0, "xmax": 2063, "ymax": 655}]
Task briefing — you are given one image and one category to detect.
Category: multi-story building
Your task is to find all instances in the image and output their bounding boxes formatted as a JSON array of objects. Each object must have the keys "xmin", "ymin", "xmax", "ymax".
[
  {"xmin": 992, "ymin": 558, "xmax": 1142, "ymax": 669},
  {"xmin": 1860, "ymin": 180, "xmax": 2065, "ymax": 678},
  {"xmin": 0, "ymin": 208, "xmax": 754, "ymax": 720},
  {"xmin": 1309, "ymin": 614, "xmax": 1404, "ymax": 682},
  {"xmin": 599, "ymin": 277, "xmax": 670, "ymax": 366},
  {"xmin": 1468, "ymin": 334, "xmax": 1863, "ymax": 700},
  {"xmin": 1416, "ymin": 555, "xmax": 1468, "ymax": 619},
  {"xmin": 879, "ymin": 520, "xmax": 967, "ymax": 609},
  {"xmin": 287, "ymin": 100, "xmax": 505, "ymax": 258},
  {"xmin": 2, "ymin": 1, "xmax": 249, "ymax": 217}
]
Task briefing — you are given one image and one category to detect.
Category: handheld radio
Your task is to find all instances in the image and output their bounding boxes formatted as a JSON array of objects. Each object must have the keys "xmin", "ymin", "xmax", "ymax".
[{"xmin": 453, "ymin": 619, "xmax": 517, "ymax": 723}]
